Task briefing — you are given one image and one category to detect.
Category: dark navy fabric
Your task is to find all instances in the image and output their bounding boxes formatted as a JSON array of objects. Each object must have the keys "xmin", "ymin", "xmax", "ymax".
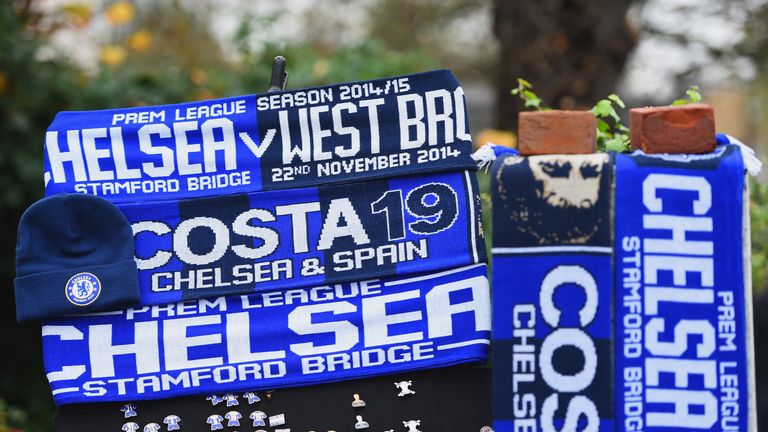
[
  {"xmin": 55, "ymin": 365, "xmax": 492, "ymax": 432},
  {"xmin": 119, "ymin": 170, "xmax": 486, "ymax": 306},
  {"xmin": 614, "ymin": 145, "xmax": 749, "ymax": 432},
  {"xmin": 491, "ymin": 154, "xmax": 614, "ymax": 432},
  {"xmin": 14, "ymin": 194, "xmax": 140, "ymax": 322},
  {"xmin": 42, "ymin": 264, "xmax": 490, "ymax": 405},
  {"xmin": 43, "ymin": 70, "xmax": 475, "ymax": 204}
]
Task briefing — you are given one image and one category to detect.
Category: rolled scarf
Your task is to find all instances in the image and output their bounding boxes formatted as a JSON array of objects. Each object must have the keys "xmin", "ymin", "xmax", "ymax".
[
  {"xmin": 43, "ymin": 264, "xmax": 490, "ymax": 405},
  {"xmin": 43, "ymin": 70, "xmax": 476, "ymax": 203},
  {"xmin": 119, "ymin": 169, "xmax": 486, "ymax": 306}
]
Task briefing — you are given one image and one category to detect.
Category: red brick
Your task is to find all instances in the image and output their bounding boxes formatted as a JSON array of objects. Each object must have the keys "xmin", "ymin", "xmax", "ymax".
[
  {"xmin": 518, "ymin": 110, "xmax": 596, "ymax": 155},
  {"xmin": 629, "ymin": 104, "xmax": 716, "ymax": 154}
]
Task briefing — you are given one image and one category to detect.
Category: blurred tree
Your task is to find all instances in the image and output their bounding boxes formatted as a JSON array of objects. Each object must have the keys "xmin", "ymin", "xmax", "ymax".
[
  {"xmin": 0, "ymin": 2, "xmax": 82, "ymax": 432},
  {"xmin": 364, "ymin": 0, "xmax": 495, "ymax": 81},
  {"xmin": 492, "ymin": 0, "xmax": 639, "ymax": 129}
]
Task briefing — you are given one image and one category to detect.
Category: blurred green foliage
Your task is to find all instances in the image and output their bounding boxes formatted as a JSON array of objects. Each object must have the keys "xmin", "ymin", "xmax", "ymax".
[
  {"xmin": 752, "ymin": 179, "xmax": 768, "ymax": 293},
  {"xmin": 0, "ymin": 399, "xmax": 28, "ymax": 432},
  {"xmin": 0, "ymin": 1, "xmax": 439, "ymax": 431}
]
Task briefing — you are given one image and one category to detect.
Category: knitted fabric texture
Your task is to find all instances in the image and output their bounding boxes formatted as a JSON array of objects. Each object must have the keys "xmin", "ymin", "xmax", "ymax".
[{"xmin": 15, "ymin": 193, "xmax": 140, "ymax": 322}]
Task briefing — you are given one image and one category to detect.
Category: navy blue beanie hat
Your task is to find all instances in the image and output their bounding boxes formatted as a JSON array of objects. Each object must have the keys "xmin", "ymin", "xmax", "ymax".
[{"xmin": 14, "ymin": 194, "xmax": 140, "ymax": 323}]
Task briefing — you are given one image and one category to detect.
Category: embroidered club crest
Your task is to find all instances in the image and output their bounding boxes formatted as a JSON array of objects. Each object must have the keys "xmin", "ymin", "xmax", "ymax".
[{"xmin": 65, "ymin": 272, "xmax": 101, "ymax": 306}]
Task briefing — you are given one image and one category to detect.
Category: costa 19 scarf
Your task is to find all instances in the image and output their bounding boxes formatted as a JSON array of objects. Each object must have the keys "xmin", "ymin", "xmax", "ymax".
[{"xmin": 119, "ymin": 169, "xmax": 485, "ymax": 306}]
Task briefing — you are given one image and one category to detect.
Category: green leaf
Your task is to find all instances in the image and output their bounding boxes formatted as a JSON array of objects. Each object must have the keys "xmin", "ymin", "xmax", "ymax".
[
  {"xmin": 686, "ymin": 86, "xmax": 701, "ymax": 103},
  {"xmin": 606, "ymin": 136, "xmax": 629, "ymax": 152},
  {"xmin": 517, "ymin": 78, "xmax": 532, "ymax": 89},
  {"xmin": 522, "ymin": 89, "xmax": 538, "ymax": 100},
  {"xmin": 671, "ymin": 98, "xmax": 688, "ymax": 106},
  {"xmin": 608, "ymin": 107, "xmax": 621, "ymax": 123},
  {"xmin": 524, "ymin": 97, "xmax": 541, "ymax": 108},
  {"xmin": 596, "ymin": 118, "xmax": 610, "ymax": 133},
  {"xmin": 593, "ymin": 99, "xmax": 612, "ymax": 117},
  {"xmin": 608, "ymin": 94, "xmax": 626, "ymax": 109}
]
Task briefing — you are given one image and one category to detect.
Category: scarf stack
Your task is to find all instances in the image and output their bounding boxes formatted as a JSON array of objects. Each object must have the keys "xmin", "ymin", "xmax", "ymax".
[{"xmin": 26, "ymin": 70, "xmax": 492, "ymax": 405}]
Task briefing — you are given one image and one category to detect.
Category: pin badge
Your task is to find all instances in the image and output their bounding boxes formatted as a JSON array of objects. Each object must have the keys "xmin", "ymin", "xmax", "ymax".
[
  {"xmin": 143, "ymin": 423, "xmax": 161, "ymax": 432},
  {"xmin": 121, "ymin": 422, "xmax": 139, "ymax": 432},
  {"xmin": 394, "ymin": 380, "xmax": 415, "ymax": 397},
  {"xmin": 206, "ymin": 394, "xmax": 224, "ymax": 406},
  {"xmin": 269, "ymin": 413, "xmax": 286, "ymax": 427},
  {"xmin": 223, "ymin": 393, "xmax": 239, "ymax": 406},
  {"xmin": 206, "ymin": 414, "xmax": 224, "ymax": 431},
  {"xmin": 275, "ymin": 429, "xmax": 291, "ymax": 432},
  {"xmin": 163, "ymin": 414, "xmax": 181, "ymax": 431},
  {"xmin": 480, "ymin": 427, "xmax": 494, "ymax": 432},
  {"xmin": 250, "ymin": 410, "xmax": 267, "ymax": 427},
  {"xmin": 121, "ymin": 403, "xmax": 138, "ymax": 418},
  {"xmin": 354, "ymin": 415, "xmax": 370, "ymax": 430},
  {"xmin": 243, "ymin": 391, "xmax": 261, "ymax": 404},
  {"xmin": 225, "ymin": 411, "xmax": 242, "ymax": 427},
  {"xmin": 351, "ymin": 393, "xmax": 366, "ymax": 408},
  {"xmin": 403, "ymin": 420, "xmax": 421, "ymax": 432}
]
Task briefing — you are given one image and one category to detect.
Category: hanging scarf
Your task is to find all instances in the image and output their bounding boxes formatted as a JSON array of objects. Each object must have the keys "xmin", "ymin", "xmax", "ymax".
[
  {"xmin": 491, "ymin": 153, "xmax": 614, "ymax": 432},
  {"xmin": 614, "ymin": 144, "xmax": 752, "ymax": 431},
  {"xmin": 44, "ymin": 70, "xmax": 475, "ymax": 203}
]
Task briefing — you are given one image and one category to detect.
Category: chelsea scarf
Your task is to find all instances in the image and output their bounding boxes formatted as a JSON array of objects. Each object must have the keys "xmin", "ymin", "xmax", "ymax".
[
  {"xmin": 43, "ymin": 263, "xmax": 490, "ymax": 405},
  {"xmin": 120, "ymin": 170, "xmax": 485, "ymax": 306},
  {"xmin": 614, "ymin": 144, "xmax": 753, "ymax": 432},
  {"xmin": 489, "ymin": 140, "xmax": 756, "ymax": 431},
  {"xmin": 43, "ymin": 70, "xmax": 475, "ymax": 203},
  {"xmin": 491, "ymin": 153, "xmax": 614, "ymax": 432}
]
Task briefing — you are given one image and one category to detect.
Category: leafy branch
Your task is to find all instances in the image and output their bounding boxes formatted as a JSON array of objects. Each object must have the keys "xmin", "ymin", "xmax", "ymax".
[
  {"xmin": 510, "ymin": 78, "xmax": 547, "ymax": 110},
  {"xmin": 591, "ymin": 94, "xmax": 630, "ymax": 152},
  {"xmin": 672, "ymin": 85, "xmax": 702, "ymax": 105}
]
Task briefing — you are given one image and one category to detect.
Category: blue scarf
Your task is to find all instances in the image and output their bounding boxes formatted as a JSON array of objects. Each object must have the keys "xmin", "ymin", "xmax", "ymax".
[
  {"xmin": 43, "ymin": 70, "xmax": 475, "ymax": 203},
  {"xmin": 43, "ymin": 263, "xmax": 490, "ymax": 405},
  {"xmin": 490, "ymin": 143, "xmax": 754, "ymax": 432},
  {"xmin": 614, "ymin": 145, "xmax": 751, "ymax": 431},
  {"xmin": 118, "ymin": 170, "xmax": 485, "ymax": 306},
  {"xmin": 491, "ymin": 153, "xmax": 614, "ymax": 432}
]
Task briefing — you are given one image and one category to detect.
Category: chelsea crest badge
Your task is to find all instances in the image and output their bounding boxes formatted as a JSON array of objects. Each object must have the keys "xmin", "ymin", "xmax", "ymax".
[{"xmin": 65, "ymin": 272, "xmax": 101, "ymax": 306}]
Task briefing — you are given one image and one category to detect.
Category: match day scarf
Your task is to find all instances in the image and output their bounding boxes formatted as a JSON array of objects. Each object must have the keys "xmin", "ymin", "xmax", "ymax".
[
  {"xmin": 119, "ymin": 170, "xmax": 485, "ymax": 306},
  {"xmin": 42, "ymin": 264, "xmax": 490, "ymax": 405},
  {"xmin": 43, "ymin": 70, "xmax": 475, "ymax": 203},
  {"xmin": 491, "ymin": 153, "xmax": 614, "ymax": 432},
  {"xmin": 614, "ymin": 144, "xmax": 753, "ymax": 431}
]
